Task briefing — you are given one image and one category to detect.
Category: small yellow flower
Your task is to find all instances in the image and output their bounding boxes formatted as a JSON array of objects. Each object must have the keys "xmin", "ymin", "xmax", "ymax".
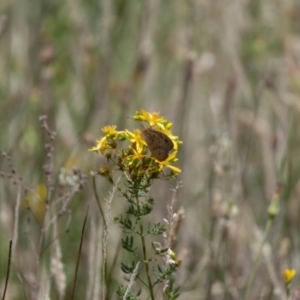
[
  {"xmin": 124, "ymin": 147, "xmax": 146, "ymax": 165},
  {"xmin": 123, "ymin": 129, "xmax": 145, "ymax": 154},
  {"xmin": 133, "ymin": 109, "xmax": 166, "ymax": 126},
  {"xmin": 156, "ymin": 151, "xmax": 181, "ymax": 173},
  {"xmin": 102, "ymin": 125, "xmax": 119, "ymax": 139},
  {"xmin": 89, "ymin": 136, "xmax": 107, "ymax": 152},
  {"xmin": 89, "ymin": 136, "xmax": 116, "ymax": 154},
  {"xmin": 99, "ymin": 165, "xmax": 111, "ymax": 176},
  {"xmin": 98, "ymin": 165, "xmax": 114, "ymax": 184},
  {"xmin": 283, "ymin": 269, "xmax": 296, "ymax": 284}
]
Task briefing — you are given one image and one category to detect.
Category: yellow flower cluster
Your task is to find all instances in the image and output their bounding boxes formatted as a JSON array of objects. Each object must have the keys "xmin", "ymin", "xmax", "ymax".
[{"xmin": 89, "ymin": 109, "xmax": 181, "ymax": 182}]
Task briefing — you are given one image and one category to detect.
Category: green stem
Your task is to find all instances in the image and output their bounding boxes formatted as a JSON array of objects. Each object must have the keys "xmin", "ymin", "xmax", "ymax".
[
  {"xmin": 243, "ymin": 218, "xmax": 273, "ymax": 300},
  {"xmin": 135, "ymin": 194, "xmax": 155, "ymax": 300}
]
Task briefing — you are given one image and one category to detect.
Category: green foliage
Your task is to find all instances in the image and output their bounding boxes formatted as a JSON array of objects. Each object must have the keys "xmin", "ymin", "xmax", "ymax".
[
  {"xmin": 115, "ymin": 215, "xmax": 135, "ymax": 231},
  {"xmin": 116, "ymin": 285, "xmax": 142, "ymax": 300},
  {"xmin": 153, "ymin": 264, "xmax": 179, "ymax": 284},
  {"xmin": 121, "ymin": 261, "xmax": 139, "ymax": 275},
  {"xmin": 121, "ymin": 236, "xmax": 136, "ymax": 253},
  {"xmin": 115, "ymin": 177, "xmax": 180, "ymax": 299},
  {"xmin": 147, "ymin": 223, "xmax": 167, "ymax": 235},
  {"xmin": 164, "ymin": 280, "xmax": 180, "ymax": 300}
]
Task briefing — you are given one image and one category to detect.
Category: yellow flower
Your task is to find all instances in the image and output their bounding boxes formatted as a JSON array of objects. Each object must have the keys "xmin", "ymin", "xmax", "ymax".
[
  {"xmin": 98, "ymin": 165, "xmax": 114, "ymax": 184},
  {"xmin": 88, "ymin": 136, "xmax": 108, "ymax": 153},
  {"xmin": 89, "ymin": 126, "xmax": 120, "ymax": 154},
  {"xmin": 283, "ymin": 269, "xmax": 296, "ymax": 284},
  {"xmin": 133, "ymin": 109, "xmax": 166, "ymax": 127},
  {"xmin": 102, "ymin": 125, "xmax": 119, "ymax": 139},
  {"xmin": 123, "ymin": 129, "xmax": 145, "ymax": 153},
  {"xmin": 156, "ymin": 151, "xmax": 181, "ymax": 173},
  {"xmin": 99, "ymin": 165, "xmax": 111, "ymax": 176},
  {"xmin": 124, "ymin": 147, "xmax": 146, "ymax": 165},
  {"xmin": 89, "ymin": 135, "xmax": 117, "ymax": 154}
]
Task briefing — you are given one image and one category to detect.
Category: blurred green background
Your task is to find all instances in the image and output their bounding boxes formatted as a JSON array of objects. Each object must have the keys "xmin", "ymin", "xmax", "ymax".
[{"xmin": 1, "ymin": 0, "xmax": 300, "ymax": 299}]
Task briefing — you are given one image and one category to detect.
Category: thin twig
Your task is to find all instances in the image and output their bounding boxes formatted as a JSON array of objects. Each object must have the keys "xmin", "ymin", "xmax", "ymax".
[
  {"xmin": 123, "ymin": 261, "xmax": 140, "ymax": 300},
  {"xmin": 2, "ymin": 239, "xmax": 12, "ymax": 300},
  {"xmin": 71, "ymin": 206, "xmax": 89, "ymax": 300},
  {"xmin": 102, "ymin": 177, "xmax": 120, "ymax": 300},
  {"xmin": 106, "ymin": 239, "xmax": 121, "ymax": 295},
  {"xmin": 12, "ymin": 188, "xmax": 21, "ymax": 260},
  {"xmin": 92, "ymin": 176, "xmax": 105, "ymax": 221}
]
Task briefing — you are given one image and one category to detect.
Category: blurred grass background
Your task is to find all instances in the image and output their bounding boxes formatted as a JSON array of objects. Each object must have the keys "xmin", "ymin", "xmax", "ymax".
[{"xmin": 1, "ymin": 0, "xmax": 300, "ymax": 299}]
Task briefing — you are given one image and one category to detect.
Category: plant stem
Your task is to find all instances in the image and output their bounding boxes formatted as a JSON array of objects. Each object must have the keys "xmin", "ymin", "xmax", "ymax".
[
  {"xmin": 135, "ymin": 194, "xmax": 155, "ymax": 300},
  {"xmin": 243, "ymin": 218, "xmax": 273, "ymax": 300}
]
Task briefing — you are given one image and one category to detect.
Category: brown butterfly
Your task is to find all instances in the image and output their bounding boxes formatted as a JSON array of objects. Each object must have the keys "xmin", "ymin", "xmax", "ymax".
[{"xmin": 141, "ymin": 127, "xmax": 174, "ymax": 161}]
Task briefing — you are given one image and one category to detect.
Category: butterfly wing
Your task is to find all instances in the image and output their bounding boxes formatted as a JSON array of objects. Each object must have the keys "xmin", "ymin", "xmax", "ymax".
[
  {"xmin": 141, "ymin": 128, "xmax": 174, "ymax": 161},
  {"xmin": 158, "ymin": 131, "xmax": 173, "ymax": 152},
  {"xmin": 151, "ymin": 146, "xmax": 169, "ymax": 161}
]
